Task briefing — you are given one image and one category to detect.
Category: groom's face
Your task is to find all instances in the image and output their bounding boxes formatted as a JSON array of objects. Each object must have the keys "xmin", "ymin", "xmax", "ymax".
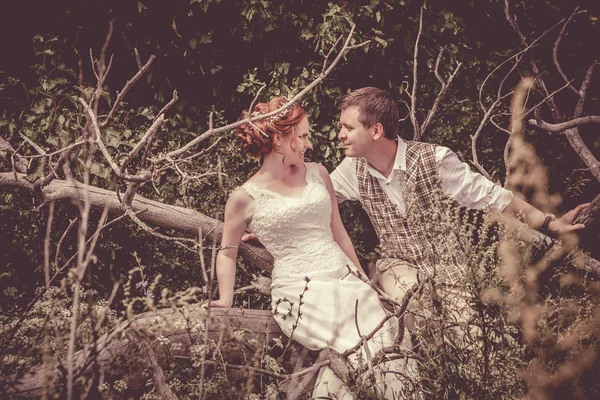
[{"xmin": 338, "ymin": 106, "xmax": 373, "ymax": 158}]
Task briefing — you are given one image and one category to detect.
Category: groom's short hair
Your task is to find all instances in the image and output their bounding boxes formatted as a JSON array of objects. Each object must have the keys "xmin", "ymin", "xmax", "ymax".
[{"xmin": 338, "ymin": 87, "xmax": 400, "ymax": 139}]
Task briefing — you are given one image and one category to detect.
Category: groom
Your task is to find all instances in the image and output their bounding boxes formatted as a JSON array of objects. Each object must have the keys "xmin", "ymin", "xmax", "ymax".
[{"xmin": 330, "ymin": 86, "xmax": 587, "ymax": 324}]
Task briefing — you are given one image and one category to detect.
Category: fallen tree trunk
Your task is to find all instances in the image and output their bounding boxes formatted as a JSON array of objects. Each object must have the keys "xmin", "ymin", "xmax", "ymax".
[
  {"xmin": 4, "ymin": 307, "xmax": 305, "ymax": 398},
  {"xmin": 0, "ymin": 172, "xmax": 274, "ymax": 272}
]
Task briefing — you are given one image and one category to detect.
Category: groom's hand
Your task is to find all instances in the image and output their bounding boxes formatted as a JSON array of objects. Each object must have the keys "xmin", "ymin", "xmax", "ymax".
[{"xmin": 549, "ymin": 203, "xmax": 589, "ymax": 235}]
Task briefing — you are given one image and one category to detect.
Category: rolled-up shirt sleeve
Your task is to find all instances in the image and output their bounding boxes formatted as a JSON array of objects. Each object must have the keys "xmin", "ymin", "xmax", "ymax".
[
  {"xmin": 330, "ymin": 157, "xmax": 361, "ymax": 204},
  {"xmin": 436, "ymin": 146, "xmax": 513, "ymax": 212}
]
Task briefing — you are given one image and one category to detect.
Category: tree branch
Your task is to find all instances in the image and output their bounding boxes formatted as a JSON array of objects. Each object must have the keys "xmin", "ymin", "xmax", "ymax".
[
  {"xmin": 100, "ymin": 54, "xmax": 156, "ymax": 127},
  {"xmin": 79, "ymin": 98, "xmax": 152, "ymax": 183},
  {"xmin": 552, "ymin": 7, "xmax": 583, "ymax": 96},
  {"xmin": 529, "ymin": 116, "xmax": 600, "ymax": 133},
  {"xmin": 574, "ymin": 61, "xmax": 599, "ymax": 118},
  {"xmin": 0, "ymin": 136, "xmax": 28, "ymax": 173},
  {"xmin": 411, "ymin": 5, "xmax": 424, "ymax": 141},
  {"xmin": 0, "ymin": 173, "xmax": 274, "ymax": 271}
]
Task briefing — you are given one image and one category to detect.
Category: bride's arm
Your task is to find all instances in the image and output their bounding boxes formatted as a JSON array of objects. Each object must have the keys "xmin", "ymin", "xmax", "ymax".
[
  {"xmin": 318, "ymin": 164, "xmax": 366, "ymax": 275},
  {"xmin": 209, "ymin": 188, "xmax": 253, "ymax": 308}
]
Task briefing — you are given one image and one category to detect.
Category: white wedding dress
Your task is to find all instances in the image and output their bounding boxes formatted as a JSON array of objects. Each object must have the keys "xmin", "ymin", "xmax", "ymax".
[{"xmin": 242, "ymin": 162, "xmax": 413, "ymax": 399}]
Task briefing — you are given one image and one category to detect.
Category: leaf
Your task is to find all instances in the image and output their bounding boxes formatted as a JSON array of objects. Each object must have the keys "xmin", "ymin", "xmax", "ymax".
[
  {"xmin": 189, "ymin": 38, "xmax": 197, "ymax": 50},
  {"xmin": 103, "ymin": 127, "xmax": 121, "ymax": 149},
  {"xmin": 172, "ymin": 19, "xmax": 182, "ymax": 38},
  {"xmin": 90, "ymin": 162, "xmax": 111, "ymax": 180},
  {"xmin": 138, "ymin": 1, "xmax": 147, "ymax": 13}
]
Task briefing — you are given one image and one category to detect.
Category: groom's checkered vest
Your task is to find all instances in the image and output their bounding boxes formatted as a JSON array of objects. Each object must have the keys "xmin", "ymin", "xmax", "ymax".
[{"xmin": 355, "ymin": 141, "xmax": 468, "ymax": 285}]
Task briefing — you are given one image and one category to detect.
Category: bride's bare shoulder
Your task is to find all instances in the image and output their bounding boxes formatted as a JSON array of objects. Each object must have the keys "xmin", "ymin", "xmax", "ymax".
[{"xmin": 226, "ymin": 187, "xmax": 254, "ymax": 211}]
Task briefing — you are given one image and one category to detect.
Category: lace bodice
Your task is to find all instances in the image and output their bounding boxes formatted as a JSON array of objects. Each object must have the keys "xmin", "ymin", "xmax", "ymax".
[{"xmin": 242, "ymin": 163, "xmax": 354, "ymax": 284}]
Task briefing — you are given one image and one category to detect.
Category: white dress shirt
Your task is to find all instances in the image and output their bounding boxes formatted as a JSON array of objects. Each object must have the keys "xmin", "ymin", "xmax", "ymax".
[{"xmin": 330, "ymin": 139, "xmax": 513, "ymax": 214}]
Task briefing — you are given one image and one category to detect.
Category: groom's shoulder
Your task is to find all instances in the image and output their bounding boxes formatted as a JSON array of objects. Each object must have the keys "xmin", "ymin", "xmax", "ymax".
[
  {"xmin": 405, "ymin": 141, "xmax": 439, "ymax": 158},
  {"xmin": 405, "ymin": 140, "xmax": 437, "ymax": 151}
]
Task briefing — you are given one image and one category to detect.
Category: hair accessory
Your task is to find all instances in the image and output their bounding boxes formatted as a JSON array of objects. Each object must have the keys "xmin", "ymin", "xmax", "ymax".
[{"xmin": 250, "ymin": 107, "xmax": 289, "ymax": 123}]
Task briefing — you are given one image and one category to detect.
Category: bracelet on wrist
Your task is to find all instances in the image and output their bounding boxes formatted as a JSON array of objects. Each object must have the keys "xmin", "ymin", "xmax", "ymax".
[{"xmin": 539, "ymin": 213, "xmax": 556, "ymax": 237}]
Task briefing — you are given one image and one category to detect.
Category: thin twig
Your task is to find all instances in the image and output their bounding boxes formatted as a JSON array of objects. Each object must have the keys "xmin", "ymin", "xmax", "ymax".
[
  {"xmin": 154, "ymin": 90, "xmax": 179, "ymax": 123},
  {"xmin": 553, "ymin": 7, "xmax": 582, "ymax": 95},
  {"xmin": 79, "ymin": 98, "xmax": 152, "ymax": 183},
  {"xmin": 43, "ymin": 202, "xmax": 55, "ymax": 288},
  {"xmin": 522, "ymin": 79, "xmax": 574, "ymax": 120},
  {"xmin": 248, "ymin": 83, "xmax": 267, "ymax": 116},
  {"xmin": 434, "ymin": 46, "xmax": 447, "ymax": 85},
  {"xmin": 574, "ymin": 61, "xmax": 599, "ymax": 118},
  {"xmin": 322, "ymin": 34, "xmax": 344, "ymax": 75},
  {"xmin": 101, "ymin": 54, "xmax": 156, "ymax": 126},
  {"xmin": 54, "ymin": 217, "xmax": 78, "ymax": 271}
]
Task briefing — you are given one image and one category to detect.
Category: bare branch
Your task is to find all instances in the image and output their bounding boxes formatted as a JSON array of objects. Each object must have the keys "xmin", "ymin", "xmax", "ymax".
[
  {"xmin": 121, "ymin": 115, "xmax": 166, "ymax": 171},
  {"xmin": 19, "ymin": 139, "xmax": 93, "ymax": 160},
  {"xmin": 522, "ymin": 79, "xmax": 574, "ymax": 119},
  {"xmin": 411, "ymin": 5, "xmax": 424, "ymax": 141},
  {"xmin": 19, "ymin": 132, "xmax": 46, "ymax": 155},
  {"xmin": 479, "ymin": 47, "xmax": 527, "ymax": 111},
  {"xmin": 101, "ymin": 54, "xmax": 157, "ymax": 127},
  {"xmin": 490, "ymin": 113, "xmax": 512, "ymax": 135},
  {"xmin": 504, "ymin": 0, "xmax": 527, "ymax": 46},
  {"xmin": 18, "ymin": 132, "xmax": 60, "ymax": 180},
  {"xmin": 137, "ymin": 334, "xmax": 179, "ymax": 400},
  {"xmin": 0, "ymin": 136, "xmax": 28, "ymax": 173},
  {"xmin": 125, "ymin": 208, "xmax": 197, "ymax": 252},
  {"xmin": 321, "ymin": 34, "xmax": 344, "ymax": 75},
  {"xmin": 91, "ymin": 21, "xmax": 115, "ymax": 114},
  {"xmin": 121, "ymin": 182, "xmax": 141, "ymax": 208},
  {"xmin": 54, "ymin": 217, "xmax": 78, "ymax": 271},
  {"xmin": 529, "ymin": 115, "xmax": 600, "ymax": 133},
  {"xmin": 89, "ymin": 48, "xmax": 99, "ymax": 82},
  {"xmin": 248, "ymin": 83, "xmax": 267, "ymax": 116},
  {"xmin": 421, "ymin": 62, "xmax": 462, "ymax": 137},
  {"xmin": 574, "ymin": 61, "xmax": 599, "ymax": 118},
  {"xmin": 471, "ymin": 90, "xmax": 515, "ymax": 181},
  {"xmin": 79, "ymin": 98, "xmax": 152, "ymax": 183},
  {"xmin": 134, "ymin": 48, "xmax": 142, "ymax": 69},
  {"xmin": 553, "ymin": 7, "xmax": 582, "ymax": 96},
  {"xmin": 434, "ymin": 46, "xmax": 446, "ymax": 86},
  {"xmin": 43, "ymin": 201, "xmax": 55, "ymax": 288},
  {"xmin": 154, "ymin": 90, "xmax": 179, "ymax": 123},
  {"xmin": 504, "ymin": 0, "xmax": 568, "ymax": 110}
]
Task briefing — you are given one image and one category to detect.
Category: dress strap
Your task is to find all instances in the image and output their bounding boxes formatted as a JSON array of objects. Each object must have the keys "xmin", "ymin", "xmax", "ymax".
[
  {"xmin": 305, "ymin": 162, "xmax": 325, "ymax": 185},
  {"xmin": 241, "ymin": 181, "xmax": 264, "ymax": 200}
]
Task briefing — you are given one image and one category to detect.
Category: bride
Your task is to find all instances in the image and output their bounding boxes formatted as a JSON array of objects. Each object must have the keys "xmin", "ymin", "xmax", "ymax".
[{"xmin": 209, "ymin": 97, "xmax": 412, "ymax": 398}]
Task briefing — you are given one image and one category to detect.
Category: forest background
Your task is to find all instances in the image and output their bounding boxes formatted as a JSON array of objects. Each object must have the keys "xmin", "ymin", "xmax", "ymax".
[{"xmin": 0, "ymin": 0, "xmax": 599, "ymax": 399}]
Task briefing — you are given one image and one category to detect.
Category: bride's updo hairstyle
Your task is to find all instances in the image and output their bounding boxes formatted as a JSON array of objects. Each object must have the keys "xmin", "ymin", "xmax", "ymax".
[{"xmin": 236, "ymin": 97, "xmax": 307, "ymax": 159}]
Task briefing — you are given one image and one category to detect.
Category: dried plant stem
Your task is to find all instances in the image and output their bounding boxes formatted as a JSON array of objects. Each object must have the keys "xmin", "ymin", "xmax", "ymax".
[{"xmin": 43, "ymin": 201, "xmax": 55, "ymax": 288}]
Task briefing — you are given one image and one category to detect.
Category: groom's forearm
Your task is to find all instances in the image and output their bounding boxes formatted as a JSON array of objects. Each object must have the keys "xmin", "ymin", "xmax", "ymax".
[{"xmin": 501, "ymin": 196, "xmax": 548, "ymax": 231}]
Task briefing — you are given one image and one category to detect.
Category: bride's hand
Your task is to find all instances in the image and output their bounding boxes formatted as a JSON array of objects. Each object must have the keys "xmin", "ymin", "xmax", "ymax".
[
  {"xmin": 241, "ymin": 228, "xmax": 257, "ymax": 242},
  {"xmin": 207, "ymin": 298, "xmax": 233, "ymax": 308}
]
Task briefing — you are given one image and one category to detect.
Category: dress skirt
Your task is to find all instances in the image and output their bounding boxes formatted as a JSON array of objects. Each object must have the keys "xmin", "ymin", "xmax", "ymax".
[{"xmin": 271, "ymin": 272, "xmax": 414, "ymax": 399}]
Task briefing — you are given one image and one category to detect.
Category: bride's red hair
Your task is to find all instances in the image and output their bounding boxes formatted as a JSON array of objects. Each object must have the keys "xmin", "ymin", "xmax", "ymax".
[{"xmin": 236, "ymin": 97, "xmax": 307, "ymax": 159}]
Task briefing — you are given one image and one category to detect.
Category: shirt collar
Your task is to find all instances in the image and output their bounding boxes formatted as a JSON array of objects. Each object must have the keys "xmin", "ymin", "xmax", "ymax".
[{"xmin": 366, "ymin": 138, "xmax": 407, "ymax": 179}]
